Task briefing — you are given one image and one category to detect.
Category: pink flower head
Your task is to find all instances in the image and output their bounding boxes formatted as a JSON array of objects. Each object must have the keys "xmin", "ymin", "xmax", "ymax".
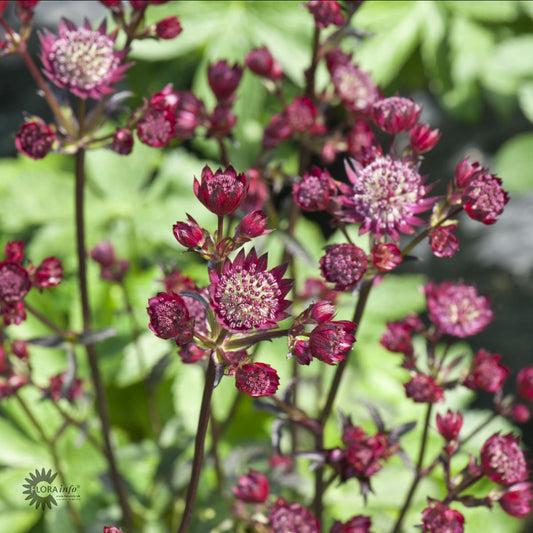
[
  {"xmin": 268, "ymin": 497, "xmax": 320, "ymax": 533},
  {"xmin": 193, "ymin": 165, "xmax": 248, "ymax": 215},
  {"xmin": 155, "ymin": 16, "xmax": 182, "ymax": 39},
  {"xmin": 150, "ymin": 83, "xmax": 180, "ymax": 111},
  {"xmin": 328, "ymin": 60, "xmax": 379, "ymax": 114},
  {"xmin": 12, "ymin": 339, "xmax": 29, "ymax": 360},
  {"xmin": 424, "ymin": 281, "xmax": 493, "ymax": 338},
  {"xmin": 498, "ymin": 482, "xmax": 532, "ymax": 518},
  {"xmin": 103, "ymin": 528, "xmax": 124, "ymax": 533},
  {"xmin": 371, "ymin": 96, "xmax": 421, "ymax": 134},
  {"xmin": 307, "ymin": 1, "xmax": 344, "ymax": 28},
  {"xmin": 462, "ymin": 171, "xmax": 509, "ymax": 225},
  {"xmin": 343, "ymin": 156, "xmax": 434, "ymax": 241},
  {"xmin": 517, "ymin": 366, "xmax": 533, "ymax": 401},
  {"xmin": 1, "ymin": 301, "xmax": 26, "ymax": 325},
  {"xmin": 232, "ymin": 469, "xmax": 269, "ymax": 502},
  {"xmin": 209, "ymin": 248, "xmax": 292, "ymax": 332},
  {"xmin": 421, "ymin": 502, "xmax": 464, "ymax": 533},
  {"xmin": 436, "ymin": 410, "xmax": 463, "ymax": 441},
  {"xmin": 49, "ymin": 372, "xmax": 83, "ymax": 402},
  {"xmin": 15, "ymin": 118, "xmax": 55, "ymax": 160},
  {"xmin": 293, "ymin": 166, "xmax": 338, "ymax": 212},
  {"xmin": 511, "ymin": 404, "xmax": 530, "ymax": 423},
  {"xmin": 286, "ymin": 96, "xmax": 318, "ymax": 133},
  {"xmin": 480, "ymin": 433, "xmax": 528, "ymax": 486},
  {"xmin": 208, "ymin": 60, "xmax": 243, "ymax": 101},
  {"xmin": 136, "ymin": 106, "xmax": 176, "ymax": 147},
  {"xmin": 111, "ymin": 128, "xmax": 134, "ymax": 155},
  {"xmin": 33, "ymin": 257, "xmax": 63, "ymax": 288},
  {"xmin": 173, "ymin": 214, "xmax": 205, "ymax": 249},
  {"xmin": 39, "ymin": 18, "xmax": 130, "ymax": 99},
  {"xmin": 429, "ymin": 225, "xmax": 459, "ymax": 258},
  {"xmin": 319, "ymin": 243, "xmax": 368, "ymax": 291},
  {"xmin": 235, "ymin": 362, "xmax": 279, "ymax": 397},
  {"xmin": 308, "ymin": 320, "xmax": 356, "ymax": 365},
  {"xmin": 147, "ymin": 292, "xmax": 193, "ymax": 345},
  {"xmin": 5, "ymin": 241, "xmax": 24, "ymax": 263},
  {"xmin": 409, "ymin": 123, "xmax": 441, "ymax": 154},
  {"xmin": 464, "ymin": 348, "xmax": 509, "ymax": 393},
  {"xmin": 330, "ymin": 515, "xmax": 372, "ymax": 533},
  {"xmin": 371, "ymin": 243, "xmax": 402, "ymax": 271},
  {"xmin": 346, "ymin": 120, "xmax": 376, "ymax": 158},
  {"xmin": 245, "ymin": 46, "xmax": 281, "ymax": 79},
  {"xmin": 0, "ymin": 262, "xmax": 31, "ymax": 303},
  {"xmin": 404, "ymin": 374, "xmax": 444, "ymax": 403}
]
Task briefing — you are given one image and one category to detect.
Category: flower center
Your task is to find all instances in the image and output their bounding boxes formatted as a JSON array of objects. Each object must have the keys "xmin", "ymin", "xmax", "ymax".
[
  {"xmin": 215, "ymin": 264, "xmax": 280, "ymax": 330},
  {"xmin": 49, "ymin": 28, "xmax": 118, "ymax": 90}
]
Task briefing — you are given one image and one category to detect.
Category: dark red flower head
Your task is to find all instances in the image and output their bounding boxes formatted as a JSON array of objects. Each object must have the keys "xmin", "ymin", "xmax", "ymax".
[
  {"xmin": 404, "ymin": 374, "xmax": 444, "ymax": 403},
  {"xmin": 480, "ymin": 433, "xmax": 528, "ymax": 486},
  {"xmin": 232, "ymin": 469, "xmax": 269, "ymax": 502},
  {"xmin": 421, "ymin": 501, "xmax": 464, "ymax": 533},
  {"xmin": 209, "ymin": 248, "xmax": 292, "ymax": 332},
  {"xmin": 235, "ymin": 362, "xmax": 279, "ymax": 397},
  {"xmin": 208, "ymin": 60, "xmax": 243, "ymax": 101},
  {"xmin": 111, "ymin": 128, "xmax": 134, "ymax": 155},
  {"xmin": 464, "ymin": 348, "xmax": 509, "ymax": 393},
  {"xmin": 5, "ymin": 241, "xmax": 24, "ymax": 263},
  {"xmin": 33, "ymin": 257, "xmax": 63, "ymax": 288},
  {"xmin": 90, "ymin": 241, "xmax": 115, "ymax": 268},
  {"xmin": 429, "ymin": 225, "xmax": 459, "ymax": 258},
  {"xmin": 436, "ymin": 410, "xmax": 463, "ymax": 441},
  {"xmin": 147, "ymin": 292, "xmax": 193, "ymax": 345},
  {"xmin": 155, "ymin": 16, "xmax": 182, "ymax": 39},
  {"xmin": 286, "ymin": 96, "xmax": 318, "ymax": 133},
  {"xmin": 319, "ymin": 244, "xmax": 368, "ymax": 291},
  {"xmin": 194, "ymin": 165, "xmax": 248, "ymax": 215},
  {"xmin": 409, "ymin": 123, "xmax": 441, "ymax": 154},
  {"xmin": 307, "ymin": 1, "xmax": 344, "ymax": 28},
  {"xmin": 173, "ymin": 214, "xmax": 205, "ymax": 249},
  {"xmin": 293, "ymin": 166, "xmax": 338, "ymax": 212},
  {"xmin": 136, "ymin": 106, "xmax": 176, "ymax": 148},
  {"xmin": 330, "ymin": 515, "xmax": 372, "ymax": 533},
  {"xmin": 15, "ymin": 119, "xmax": 55, "ymax": 160},
  {"xmin": 0, "ymin": 262, "xmax": 31, "ymax": 303},
  {"xmin": 498, "ymin": 482, "xmax": 532, "ymax": 518},
  {"xmin": 517, "ymin": 366, "xmax": 533, "ymax": 401},
  {"xmin": 268, "ymin": 497, "xmax": 320, "ymax": 533},
  {"xmin": 462, "ymin": 170, "xmax": 509, "ymax": 225},
  {"xmin": 308, "ymin": 320, "xmax": 356, "ymax": 365},
  {"xmin": 371, "ymin": 243, "xmax": 402, "ymax": 271},
  {"xmin": 245, "ymin": 46, "xmax": 281, "ymax": 79}
]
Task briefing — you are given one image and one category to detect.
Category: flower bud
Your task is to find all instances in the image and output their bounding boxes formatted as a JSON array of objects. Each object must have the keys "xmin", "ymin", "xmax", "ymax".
[
  {"xmin": 236, "ymin": 210, "xmax": 268, "ymax": 239},
  {"xmin": 371, "ymin": 243, "xmax": 402, "ymax": 271},
  {"xmin": 232, "ymin": 470, "xmax": 269, "ymax": 503},
  {"xmin": 155, "ymin": 16, "xmax": 182, "ymax": 39},
  {"xmin": 245, "ymin": 46, "xmax": 274, "ymax": 77},
  {"xmin": 429, "ymin": 225, "xmax": 459, "ymax": 258},
  {"xmin": 436, "ymin": 410, "xmax": 463, "ymax": 441},
  {"xmin": 15, "ymin": 118, "xmax": 55, "ymax": 160},
  {"xmin": 5, "ymin": 241, "xmax": 24, "ymax": 263},
  {"xmin": 33, "ymin": 257, "xmax": 63, "ymax": 288},
  {"xmin": 173, "ymin": 215, "xmax": 205, "ymax": 248},
  {"xmin": 111, "ymin": 128, "xmax": 134, "ymax": 155},
  {"xmin": 371, "ymin": 97, "xmax": 421, "ymax": 134},
  {"xmin": 208, "ymin": 60, "xmax": 242, "ymax": 101},
  {"xmin": 409, "ymin": 123, "xmax": 440, "ymax": 153}
]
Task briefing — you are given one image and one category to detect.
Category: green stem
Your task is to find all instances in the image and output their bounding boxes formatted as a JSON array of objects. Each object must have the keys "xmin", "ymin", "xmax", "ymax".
[
  {"xmin": 74, "ymin": 99, "xmax": 134, "ymax": 531},
  {"xmin": 391, "ymin": 403, "xmax": 434, "ymax": 533},
  {"xmin": 15, "ymin": 393, "xmax": 84, "ymax": 532},
  {"xmin": 177, "ymin": 356, "xmax": 217, "ymax": 533}
]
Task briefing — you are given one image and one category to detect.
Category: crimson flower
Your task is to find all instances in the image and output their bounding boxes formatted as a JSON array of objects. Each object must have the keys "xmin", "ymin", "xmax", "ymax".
[
  {"xmin": 480, "ymin": 433, "xmax": 528, "ymax": 486},
  {"xmin": 194, "ymin": 165, "xmax": 248, "ymax": 215},
  {"xmin": 421, "ymin": 501, "xmax": 464, "ymax": 533},
  {"xmin": 293, "ymin": 167, "xmax": 338, "ymax": 212},
  {"xmin": 330, "ymin": 515, "xmax": 372, "ymax": 533},
  {"xmin": 235, "ymin": 362, "xmax": 279, "ymax": 397},
  {"xmin": 404, "ymin": 374, "xmax": 444, "ymax": 403},
  {"xmin": 15, "ymin": 118, "xmax": 55, "ymax": 160},
  {"xmin": 371, "ymin": 96, "xmax": 421, "ymax": 134},
  {"xmin": 307, "ymin": 1, "xmax": 344, "ymax": 28},
  {"xmin": 268, "ymin": 497, "xmax": 320, "ymax": 533},
  {"xmin": 462, "ymin": 170, "xmax": 509, "ymax": 225},
  {"xmin": 319, "ymin": 244, "xmax": 368, "ymax": 291},
  {"xmin": 209, "ymin": 248, "xmax": 291, "ymax": 332},
  {"xmin": 232, "ymin": 469, "xmax": 269, "ymax": 503},
  {"xmin": 429, "ymin": 225, "xmax": 459, "ymax": 258},
  {"xmin": 464, "ymin": 348, "xmax": 509, "ymax": 392},
  {"xmin": 147, "ymin": 292, "xmax": 193, "ymax": 345},
  {"xmin": 436, "ymin": 410, "xmax": 463, "ymax": 441},
  {"xmin": 498, "ymin": 482, "xmax": 532, "ymax": 518},
  {"xmin": 0, "ymin": 262, "xmax": 31, "ymax": 303},
  {"xmin": 517, "ymin": 367, "xmax": 533, "ymax": 401}
]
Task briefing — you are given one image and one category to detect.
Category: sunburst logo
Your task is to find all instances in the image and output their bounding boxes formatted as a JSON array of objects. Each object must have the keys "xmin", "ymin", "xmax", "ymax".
[{"xmin": 22, "ymin": 468, "xmax": 58, "ymax": 509}]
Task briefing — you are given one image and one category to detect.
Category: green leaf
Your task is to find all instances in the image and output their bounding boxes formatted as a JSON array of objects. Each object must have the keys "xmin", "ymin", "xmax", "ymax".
[
  {"xmin": 442, "ymin": 0, "xmax": 519, "ymax": 22},
  {"xmin": 0, "ymin": 416, "xmax": 50, "ymax": 467},
  {"xmin": 518, "ymin": 81, "xmax": 533, "ymax": 123},
  {"xmin": 495, "ymin": 132, "xmax": 533, "ymax": 194},
  {"xmin": 353, "ymin": 1, "xmax": 425, "ymax": 86}
]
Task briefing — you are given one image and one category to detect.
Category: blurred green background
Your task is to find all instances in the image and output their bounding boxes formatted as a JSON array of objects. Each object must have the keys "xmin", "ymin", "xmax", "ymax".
[{"xmin": 0, "ymin": 1, "xmax": 532, "ymax": 531}]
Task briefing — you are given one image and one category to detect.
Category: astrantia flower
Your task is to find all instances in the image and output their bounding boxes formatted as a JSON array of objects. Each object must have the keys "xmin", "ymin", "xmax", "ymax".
[
  {"xmin": 404, "ymin": 374, "xmax": 443, "ymax": 403},
  {"xmin": 307, "ymin": 1, "xmax": 344, "ymax": 28},
  {"xmin": 436, "ymin": 410, "xmax": 463, "ymax": 441},
  {"xmin": 517, "ymin": 367, "xmax": 533, "ymax": 401},
  {"xmin": 424, "ymin": 281, "xmax": 493, "ymax": 338},
  {"xmin": 343, "ymin": 156, "xmax": 434, "ymax": 241},
  {"xmin": 464, "ymin": 348, "xmax": 509, "ymax": 392},
  {"xmin": 371, "ymin": 96, "xmax": 421, "ymax": 134},
  {"xmin": 209, "ymin": 248, "xmax": 292, "ymax": 332},
  {"xmin": 15, "ymin": 118, "xmax": 55, "ymax": 160},
  {"xmin": 268, "ymin": 497, "xmax": 320, "ymax": 533},
  {"xmin": 33, "ymin": 257, "xmax": 63, "ymax": 288},
  {"xmin": 232, "ymin": 469, "xmax": 269, "ymax": 502},
  {"xmin": 147, "ymin": 292, "xmax": 193, "ymax": 345},
  {"xmin": 308, "ymin": 320, "xmax": 356, "ymax": 365},
  {"xmin": 319, "ymin": 244, "xmax": 368, "ymax": 291},
  {"xmin": 371, "ymin": 243, "xmax": 402, "ymax": 271},
  {"xmin": 462, "ymin": 171, "xmax": 509, "ymax": 225},
  {"xmin": 0, "ymin": 262, "xmax": 31, "ymax": 303},
  {"xmin": 409, "ymin": 123, "xmax": 440, "ymax": 154},
  {"xmin": 136, "ymin": 106, "xmax": 176, "ymax": 147},
  {"xmin": 429, "ymin": 225, "xmax": 459, "ymax": 258},
  {"xmin": 235, "ymin": 362, "xmax": 279, "ymax": 397},
  {"xmin": 208, "ymin": 60, "xmax": 242, "ymax": 101},
  {"xmin": 480, "ymin": 433, "xmax": 528, "ymax": 486},
  {"xmin": 330, "ymin": 515, "xmax": 372, "ymax": 533},
  {"xmin": 194, "ymin": 165, "xmax": 248, "ymax": 215},
  {"xmin": 39, "ymin": 18, "xmax": 130, "ymax": 99},
  {"xmin": 245, "ymin": 46, "xmax": 281, "ymax": 79},
  {"xmin": 111, "ymin": 128, "xmax": 134, "ymax": 155},
  {"xmin": 421, "ymin": 502, "xmax": 464, "ymax": 533},
  {"xmin": 498, "ymin": 482, "xmax": 533, "ymax": 518},
  {"xmin": 293, "ymin": 166, "xmax": 338, "ymax": 212}
]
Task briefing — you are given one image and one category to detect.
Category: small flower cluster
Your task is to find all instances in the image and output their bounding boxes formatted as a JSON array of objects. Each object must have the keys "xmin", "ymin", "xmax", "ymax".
[{"xmin": 0, "ymin": 241, "xmax": 62, "ymax": 325}]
